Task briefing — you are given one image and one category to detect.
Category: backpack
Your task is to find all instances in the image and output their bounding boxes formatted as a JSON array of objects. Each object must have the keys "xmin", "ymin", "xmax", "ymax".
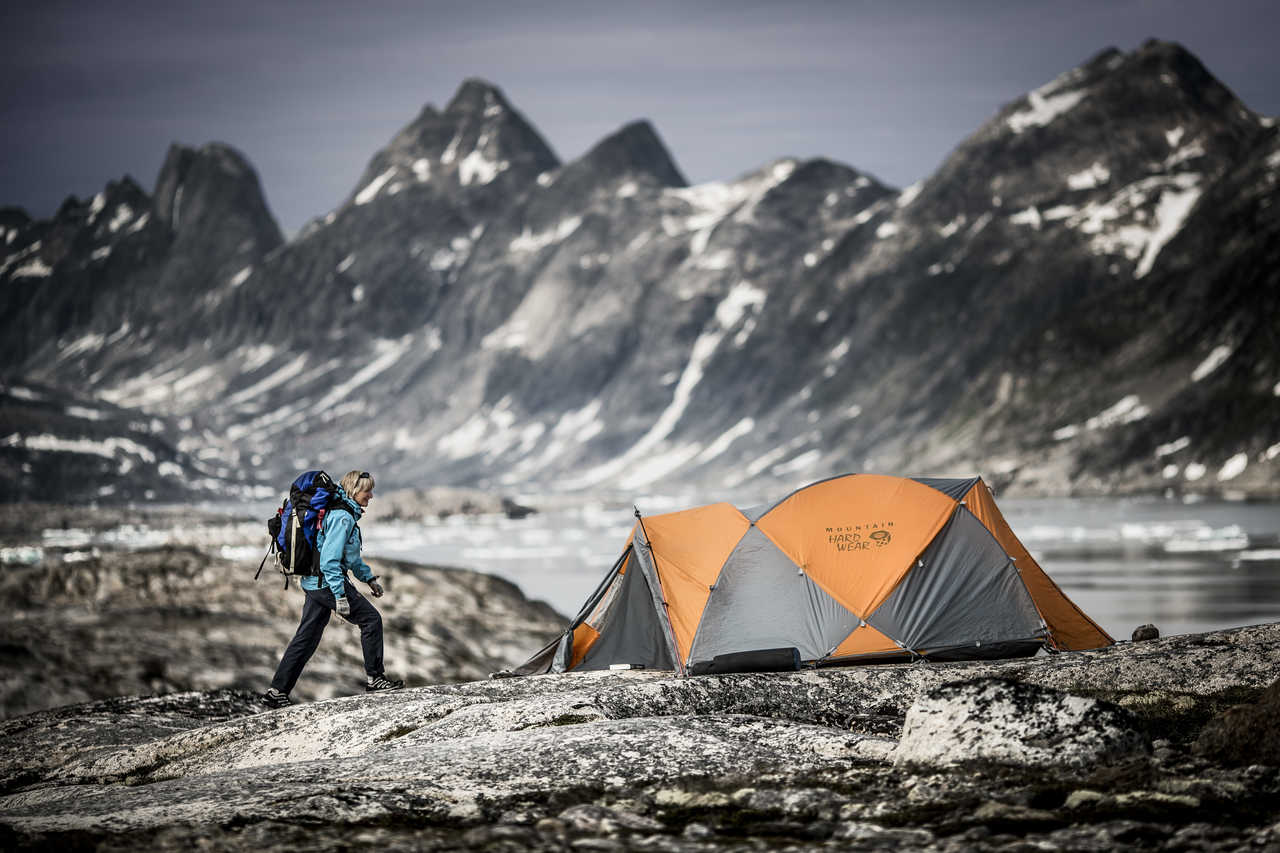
[{"xmin": 254, "ymin": 470, "xmax": 356, "ymax": 588}]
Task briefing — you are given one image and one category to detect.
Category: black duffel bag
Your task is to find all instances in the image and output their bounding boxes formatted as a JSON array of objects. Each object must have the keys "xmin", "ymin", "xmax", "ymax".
[{"xmin": 688, "ymin": 646, "xmax": 801, "ymax": 676}]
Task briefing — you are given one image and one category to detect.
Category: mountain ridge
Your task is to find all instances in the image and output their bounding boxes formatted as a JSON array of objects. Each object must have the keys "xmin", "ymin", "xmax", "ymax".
[{"xmin": 2, "ymin": 43, "xmax": 1277, "ymax": 502}]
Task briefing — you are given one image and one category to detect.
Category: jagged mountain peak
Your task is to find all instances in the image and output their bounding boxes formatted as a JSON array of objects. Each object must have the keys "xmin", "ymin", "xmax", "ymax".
[
  {"xmin": 445, "ymin": 77, "xmax": 514, "ymax": 116},
  {"xmin": 343, "ymin": 79, "xmax": 559, "ymax": 209},
  {"xmin": 153, "ymin": 141, "xmax": 280, "ymax": 241},
  {"xmin": 577, "ymin": 120, "xmax": 687, "ymax": 188}
]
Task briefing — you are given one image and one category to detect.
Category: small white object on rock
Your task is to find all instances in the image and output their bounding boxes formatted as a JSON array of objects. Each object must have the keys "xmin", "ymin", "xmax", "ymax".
[{"xmin": 892, "ymin": 677, "xmax": 1148, "ymax": 769}]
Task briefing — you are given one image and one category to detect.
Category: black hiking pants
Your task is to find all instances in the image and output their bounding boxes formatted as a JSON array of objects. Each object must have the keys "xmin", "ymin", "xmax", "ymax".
[{"xmin": 270, "ymin": 584, "xmax": 384, "ymax": 694}]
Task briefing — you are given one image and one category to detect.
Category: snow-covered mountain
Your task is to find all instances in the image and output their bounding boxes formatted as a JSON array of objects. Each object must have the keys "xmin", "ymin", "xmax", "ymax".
[{"xmin": 2, "ymin": 40, "xmax": 1277, "ymax": 502}]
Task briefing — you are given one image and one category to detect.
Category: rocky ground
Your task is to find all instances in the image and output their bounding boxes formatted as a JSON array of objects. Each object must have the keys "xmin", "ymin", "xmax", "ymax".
[
  {"xmin": 1, "ymin": 622, "xmax": 1277, "ymax": 851},
  {"xmin": 0, "ymin": 513, "xmax": 565, "ymax": 716}
]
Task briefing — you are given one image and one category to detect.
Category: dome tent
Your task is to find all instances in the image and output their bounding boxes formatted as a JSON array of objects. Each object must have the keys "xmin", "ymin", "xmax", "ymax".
[{"xmin": 516, "ymin": 474, "xmax": 1113, "ymax": 676}]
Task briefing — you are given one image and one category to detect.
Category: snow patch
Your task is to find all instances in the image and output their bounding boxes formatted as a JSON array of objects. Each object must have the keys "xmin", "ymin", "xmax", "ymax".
[
  {"xmin": 224, "ymin": 354, "xmax": 307, "ymax": 407},
  {"xmin": 1067, "ymin": 163, "xmax": 1111, "ymax": 190},
  {"xmin": 1217, "ymin": 453, "xmax": 1248, "ymax": 481},
  {"xmin": 1009, "ymin": 207, "xmax": 1042, "ymax": 230},
  {"xmin": 60, "ymin": 333, "xmax": 105, "ymax": 358},
  {"xmin": 412, "ymin": 159, "xmax": 431, "ymax": 182},
  {"xmin": 1067, "ymin": 173, "xmax": 1201, "ymax": 276},
  {"xmin": 5, "ymin": 433, "xmax": 156, "ymax": 464},
  {"xmin": 229, "ymin": 266, "xmax": 252, "ymax": 288},
  {"xmin": 336, "ymin": 254, "xmax": 356, "ymax": 274},
  {"xmin": 1192, "ymin": 345, "xmax": 1232, "ymax": 382},
  {"xmin": 938, "ymin": 216, "xmax": 965, "ymax": 238},
  {"xmin": 1008, "ymin": 88, "xmax": 1087, "ymax": 134},
  {"xmin": 510, "ymin": 217, "xmax": 581, "ymax": 252},
  {"xmin": 11, "ymin": 259, "xmax": 52, "ymax": 278},
  {"xmin": 311, "ymin": 336, "xmax": 412, "ymax": 412},
  {"xmin": 897, "ymin": 181, "xmax": 923, "ymax": 207},
  {"xmin": 875, "ymin": 221, "xmax": 898, "ymax": 239},
  {"xmin": 1155, "ymin": 436, "xmax": 1191, "ymax": 457},
  {"xmin": 1184, "ymin": 462, "xmax": 1207, "ymax": 481},
  {"xmin": 695, "ymin": 418, "xmax": 755, "ymax": 464},
  {"xmin": 66, "ymin": 405, "xmax": 106, "ymax": 421},
  {"xmin": 696, "ymin": 249, "xmax": 734, "ymax": 271},
  {"xmin": 617, "ymin": 182, "xmax": 638, "ymax": 198},
  {"xmin": 458, "ymin": 149, "xmax": 508, "ymax": 186},
  {"xmin": 90, "ymin": 246, "xmax": 111, "ymax": 261},
  {"xmin": 351, "ymin": 284, "xmax": 365, "ymax": 303},
  {"xmin": 772, "ymin": 449, "xmax": 821, "ymax": 476},
  {"xmin": 1134, "ymin": 182, "xmax": 1202, "ymax": 277},
  {"xmin": 107, "ymin": 204, "xmax": 134, "ymax": 232},
  {"xmin": 1054, "ymin": 395, "xmax": 1149, "ymax": 440},
  {"xmin": 566, "ymin": 282, "xmax": 766, "ymax": 488},
  {"xmin": 354, "ymin": 167, "xmax": 397, "ymax": 205}
]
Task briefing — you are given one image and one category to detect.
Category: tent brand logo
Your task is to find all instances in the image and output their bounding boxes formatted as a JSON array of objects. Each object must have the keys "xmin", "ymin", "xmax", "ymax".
[{"xmin": 826, "ymin": 522, "xmax": 893, "ymax": 552}]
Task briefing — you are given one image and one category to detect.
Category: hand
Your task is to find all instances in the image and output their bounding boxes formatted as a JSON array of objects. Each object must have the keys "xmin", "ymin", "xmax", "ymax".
[
  {"xmin": 335, "ymin": 596, "xmax": 351, "ymax": 617},
  {"xmin": 368, "ymin": 579, "xmax": 384, "ymax": 598}
]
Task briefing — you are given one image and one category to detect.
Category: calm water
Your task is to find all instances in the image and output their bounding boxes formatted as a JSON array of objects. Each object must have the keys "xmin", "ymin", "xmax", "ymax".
[
  {"xmin": 15, "ymin": 495, "xmax": 1278, "ymax": 641},
  {"xmin": 364, "ymin": 495, "xmax": 1280, "ymax": 640}
]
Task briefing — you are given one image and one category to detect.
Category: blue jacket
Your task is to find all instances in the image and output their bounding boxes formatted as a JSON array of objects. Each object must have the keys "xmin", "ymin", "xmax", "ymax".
[{"xmin": 302, "ymin": 489, "xmax": 375, "ymax": 598}]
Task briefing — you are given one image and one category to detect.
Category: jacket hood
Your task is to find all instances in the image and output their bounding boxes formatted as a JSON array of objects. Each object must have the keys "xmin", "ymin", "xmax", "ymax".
[{"xmin": 335, "ymin": 487, "xmax": 364, "ymax": 520}]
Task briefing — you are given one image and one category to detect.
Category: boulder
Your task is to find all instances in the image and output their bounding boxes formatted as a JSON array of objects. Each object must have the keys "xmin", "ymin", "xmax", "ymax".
[
  {"xmin": 893, "ymin": 677, "xmax": 1149, "ymax": 769},
  {"xmin": 1132, "ymin": 624, "xmax": 1160, "ymax": 642},
  {"xmin": 1193, "ymin": 677, "xmax": 1280, "ymax": 766}
]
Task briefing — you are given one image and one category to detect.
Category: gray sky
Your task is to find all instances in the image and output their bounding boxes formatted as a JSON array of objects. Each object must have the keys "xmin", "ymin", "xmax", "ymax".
[{"xmin": 4, "ymin": 0, "xmax": 1278, "ymax": 236}]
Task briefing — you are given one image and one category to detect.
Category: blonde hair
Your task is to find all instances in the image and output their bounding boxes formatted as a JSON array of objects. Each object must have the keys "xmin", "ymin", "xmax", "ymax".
[{"xmin": 340, "ymin": 469, "xmax": 375, "ymax": 496}]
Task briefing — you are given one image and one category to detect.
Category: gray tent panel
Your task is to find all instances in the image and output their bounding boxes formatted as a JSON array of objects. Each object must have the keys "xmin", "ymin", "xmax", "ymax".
[
  {"xmin": 688, "ymin": 526, "xmax": 860, "ymax": 663},
  {"xmin": 912, "ymin": 477, "xmax": 980, "ymax": 502},
  {"xmin": 867, "ymin": 507, "xmax": 1043, "ymax": 652},
  {"xmin": 741, "ymin": 504, "xmax": 771, "ymax": 523},
  {"xmin": 575, "ymin": 551, "xmax": 675, "ymax": 671}
]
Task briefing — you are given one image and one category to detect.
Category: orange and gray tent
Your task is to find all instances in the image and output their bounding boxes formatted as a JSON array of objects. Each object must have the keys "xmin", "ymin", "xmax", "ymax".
[{"xmin": 517, "ymin": 474, "xmax": 1113, "ymax": 676}]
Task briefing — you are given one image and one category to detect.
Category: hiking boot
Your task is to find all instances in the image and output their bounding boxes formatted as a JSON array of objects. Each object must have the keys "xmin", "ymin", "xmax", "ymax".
[
  {"xmin": 262, "ymin": 687, "xmax": 292, "ymax": 708},
  {"xmin": 366, "ymin": 674, "xmax": 404, "ymax": 692}
]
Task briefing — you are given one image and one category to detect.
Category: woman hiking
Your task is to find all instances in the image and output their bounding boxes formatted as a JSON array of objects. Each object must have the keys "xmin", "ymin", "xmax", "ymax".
[{"xmin": 263, "ymin": 470, "xmax": 403, "ymax": 708}]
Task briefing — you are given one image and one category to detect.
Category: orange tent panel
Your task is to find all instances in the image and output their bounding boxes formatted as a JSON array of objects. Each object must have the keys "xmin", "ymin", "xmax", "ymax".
[
  {"xmin": 963, "ymin": 480, "xmax": 1113, "ymax": 650},
  {"xmin": 568, "ymin": 623, "xmax": 601, "ymax": 669},
  {"xmin": 643, "ymin": 502, "xmax": 751, "ymax": 663},
  {"xmin": 829, "ymin": 622, "xmax": 901, "ymax": 658},
  {"xmin": 758, "ymin": 474, "xmax": 957, "ymax": 618}
]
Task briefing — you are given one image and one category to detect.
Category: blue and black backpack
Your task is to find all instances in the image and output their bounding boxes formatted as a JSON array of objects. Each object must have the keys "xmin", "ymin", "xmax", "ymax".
[{"xmin": 254, "ymin": 470, "xmax": 357, "ymax": 588}]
